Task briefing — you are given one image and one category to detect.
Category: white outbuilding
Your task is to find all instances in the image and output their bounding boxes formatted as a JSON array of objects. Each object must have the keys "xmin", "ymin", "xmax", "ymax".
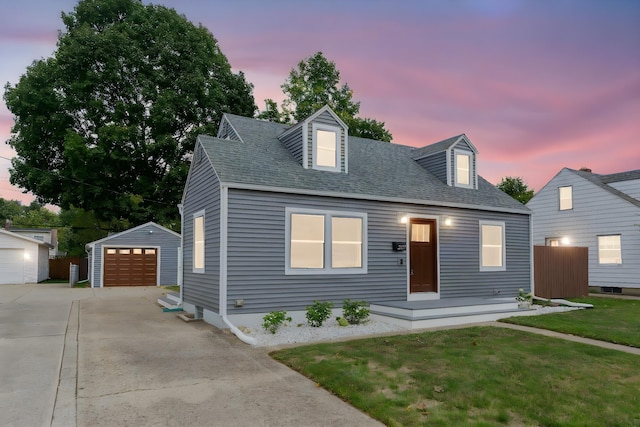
[{"xmin": 0, "ymin": 229, "xmax": 51, "ymax": 285}]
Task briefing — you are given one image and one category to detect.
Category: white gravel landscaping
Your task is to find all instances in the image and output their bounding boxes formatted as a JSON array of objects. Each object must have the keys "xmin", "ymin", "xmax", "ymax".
[{"xmin": 241, "ymin": 304, "xmax": 583, "ymax": 347}]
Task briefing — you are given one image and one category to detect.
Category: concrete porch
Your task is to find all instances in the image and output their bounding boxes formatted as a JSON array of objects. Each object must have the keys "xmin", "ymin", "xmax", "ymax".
[{"xmin": 370, "ymin": 297, "xmax": 535, "ymax": 329}]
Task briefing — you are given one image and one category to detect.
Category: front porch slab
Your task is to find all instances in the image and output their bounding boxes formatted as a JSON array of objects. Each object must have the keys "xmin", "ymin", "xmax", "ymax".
[{"xmin": 370, "ymin": 297, "xmax": 536, "ymax": 329}]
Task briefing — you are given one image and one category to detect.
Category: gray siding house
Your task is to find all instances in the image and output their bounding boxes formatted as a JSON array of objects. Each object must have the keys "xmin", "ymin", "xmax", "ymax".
[
  {"xmin": 181, "ymin": 106, "xmax": 532, "ymax": 334},
  {"xmin": 527, "ymin": 167, "xmax": 640, "ymax": 294},
  {"xmin": 86, "ymin": 222, "xmax": 181, "ymax": 287}
]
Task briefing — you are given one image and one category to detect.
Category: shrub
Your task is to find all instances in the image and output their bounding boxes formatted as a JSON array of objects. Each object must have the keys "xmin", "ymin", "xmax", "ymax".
[
  {"xmin": 336, "ymin": 317, "xmax": 349, "ymax": 327},
  {"xmin": 342, "ymin": 299, "xmax": 370, "ymax": 324},
  {"xmin": 306, "ymin": 300, "xmax": 333, "ymax": 327},
  {"xmin": 262, "ymin": 311, "xmax": 292, "ymax": 334}
]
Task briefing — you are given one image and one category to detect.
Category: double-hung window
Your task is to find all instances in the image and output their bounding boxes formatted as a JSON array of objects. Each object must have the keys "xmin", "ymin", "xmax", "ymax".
[
  {"xmin": 286, "ymin": 208, "xmax": 367, "ymax": 274},
  {"xmin": 598, "ymin": 235, "xmax": 622, "ymax": 264},
  {"xmin": 454, "ymin": 150, "xmax": 473, "ymax": 188},
  {"xmin": 559, "ymin": 186, "xmax": 572, "ymax": 210},
  {"xmin": 312, "ymin": 123, "xmax": 340, "ymax": 171},
  {"xmin": 479, "ymin": 221, "xmax": 505, "ymax": 271},
  {"xmin": 193, "ymin": 210, "xmax": 205, "ymax": 273}
]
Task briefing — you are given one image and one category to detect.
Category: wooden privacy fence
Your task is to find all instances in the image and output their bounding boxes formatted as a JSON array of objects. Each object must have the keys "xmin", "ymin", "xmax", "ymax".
[
  {"xmin": 534, "ymin": 245, "xmax": 588, "ymax": 299},
  {"xmin": 49, "ymin": 257, "xmax": 88, "ymax": 281}
]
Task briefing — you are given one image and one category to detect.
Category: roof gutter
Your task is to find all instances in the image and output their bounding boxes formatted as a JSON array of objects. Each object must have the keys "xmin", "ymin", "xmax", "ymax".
[{"xmin": 220, "ymin": 181, "xmax": 532, "ymax": 215}]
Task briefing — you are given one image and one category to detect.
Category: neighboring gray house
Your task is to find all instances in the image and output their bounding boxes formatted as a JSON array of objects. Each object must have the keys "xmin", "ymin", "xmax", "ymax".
[
  {"xmin": 180, "ymin": 106, "xmax": 532, "ymax": 333},
  {"xmin": 86, "ymin": 222, "xmax": 181, "ymax": 287},
  {"xmin": 0, "ymin": 229, "xmax": 50, "ymax": 284},
  {"xmin": 527, "ymin": 167, "xmax": 640, "ymax": 294}
]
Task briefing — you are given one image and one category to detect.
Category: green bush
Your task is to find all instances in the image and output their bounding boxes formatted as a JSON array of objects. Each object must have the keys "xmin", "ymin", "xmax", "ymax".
[
  {"xmin": 336, "ymin": 317, "xmax": 349, "ymax": 327},
  {"xmin": 342, "ymin": 299, "xmax": 370, "ymax": 324},
  {"xmin": 306, "ymin": 301, "xmax": 333, "ymax": 327},
  {"xmin": 262, "ymin": 311, "xmax": 292, "ymax": 334}
]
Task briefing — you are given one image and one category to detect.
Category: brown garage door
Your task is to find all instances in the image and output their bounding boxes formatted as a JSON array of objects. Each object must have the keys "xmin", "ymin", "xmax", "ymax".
[{"xmin": 103, "ymin": 248, "xmax": 157, "ymax": 286}]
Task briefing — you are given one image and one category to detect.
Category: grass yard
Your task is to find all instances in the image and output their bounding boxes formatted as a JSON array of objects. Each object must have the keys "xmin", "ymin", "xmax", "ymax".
[
  {"xmin": 271, "ymin": 327, "xmax": 640, "ymax": 426},
  {"xmin": 501, "ymin": 297, "xmax": 640, "ymax": 348}
]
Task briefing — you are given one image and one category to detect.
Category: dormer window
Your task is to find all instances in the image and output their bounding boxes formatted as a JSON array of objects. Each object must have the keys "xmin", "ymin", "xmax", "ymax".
[
  {"xmin": 312, "ymin": 123, "xmax": 341, "ymax": 172},
  {"xmin": 454, "ymin": 149, "xmax": 473, "ymax": 188},
  {"xmin": 277, "ymin": 105, "xmax": 348, "ymax": 173}
]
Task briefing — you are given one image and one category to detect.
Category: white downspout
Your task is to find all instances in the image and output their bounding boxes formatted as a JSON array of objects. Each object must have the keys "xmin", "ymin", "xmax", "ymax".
[
  {"xmin": 177, "ymin": 203, "xmax": 184, "ymax": 304},
  {"xmin": 219, "ymin": 185, "xmax": 257, "ymax": 345}
]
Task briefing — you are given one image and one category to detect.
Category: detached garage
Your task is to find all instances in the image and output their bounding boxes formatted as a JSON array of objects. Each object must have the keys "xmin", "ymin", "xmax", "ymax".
[
  {"xmin": 0, "ymin": 229, "xmax": 50, "ymax": 285},
  {"xmin": 86, "ymin": 222, "xmax": 181, "ymax": 288}
]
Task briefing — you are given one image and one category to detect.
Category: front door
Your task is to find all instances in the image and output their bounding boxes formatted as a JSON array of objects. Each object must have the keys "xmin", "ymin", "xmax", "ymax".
[{"xmin": 409, "ymin": 219, "xmax": 437, "ymax": 293}]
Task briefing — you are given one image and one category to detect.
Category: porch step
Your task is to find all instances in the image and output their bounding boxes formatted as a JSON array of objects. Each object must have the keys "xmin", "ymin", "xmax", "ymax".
[
  {"xmin": 157, "ymin": 296, "xmax": 181, "ymax": 310},
  {"xmin": 369, "ymin": 297, "xmax": 537, "ymax": 329},
  {"xmin": 166, "ymin": 292, "xmax": 181, "ymax": 304},
  {"xmin": 370, "ymin": 298, "xmax": 518, "ymax": 320}
]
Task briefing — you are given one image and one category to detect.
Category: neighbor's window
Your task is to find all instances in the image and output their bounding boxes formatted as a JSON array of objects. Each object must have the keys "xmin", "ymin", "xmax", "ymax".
[
  {"xmin": 480, "ymin": 221, "xmax": 505, "ymax": 271},
  {"xmin": 559, "ymin": 186, "xmax": 573, "ymax": 210},
  {"xmin": 312, "ymin": 123, "xmax": 340, "ymax": 171},
  {"xmin": 545, "ymin": 238, "xmax": 560, "ymax": 247},
  {"xmin": 286, "ymin": 208, "xmax": 367, "ymax": 274},
  {"xmin": 193, "ymin": 211, "xmax": 205, "ymax": 273},
  {"xmin": 455, "ymin": 150, "xmax": 472, "ymax": 187},
  {"xmin": 598, "ymin": 235, "xmax": 621, "ymax": 264}
]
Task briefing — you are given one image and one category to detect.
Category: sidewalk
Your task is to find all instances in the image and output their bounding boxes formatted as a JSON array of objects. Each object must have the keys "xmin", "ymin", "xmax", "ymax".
[{"xmin": 489, "ymin": 321, "xmax": 640, "ymax": 356}]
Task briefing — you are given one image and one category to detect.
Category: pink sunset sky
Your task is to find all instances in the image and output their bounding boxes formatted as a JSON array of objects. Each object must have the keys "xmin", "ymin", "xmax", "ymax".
[{"xmin": 1, "ymin": 0, "xmax": 639, "ymax": 206}]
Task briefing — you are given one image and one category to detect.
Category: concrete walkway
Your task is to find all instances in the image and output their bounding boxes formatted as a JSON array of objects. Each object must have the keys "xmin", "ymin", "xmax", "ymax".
[
  {"xmin": 0, "ymin": 283, "xmax": 381, "ymax": 427},
  {"xmin": 1, "ymin": 283, "xmax": 638, "ymax": 426},
  {"xmin": 489, "ymin": 321, "xmax": 640, "ymax": 356}
]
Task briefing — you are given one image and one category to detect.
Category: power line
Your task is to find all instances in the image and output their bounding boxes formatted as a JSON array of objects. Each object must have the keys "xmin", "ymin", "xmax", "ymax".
[{"xmin": 0, "ymin": 155, "xmax": 175, "ymax": 207}]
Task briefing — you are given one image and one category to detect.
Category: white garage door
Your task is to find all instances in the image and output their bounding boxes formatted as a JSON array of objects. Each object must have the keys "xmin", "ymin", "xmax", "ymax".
[{"xmin": 0, "ymin": 249, "xmax": 25, "ymax": 285}]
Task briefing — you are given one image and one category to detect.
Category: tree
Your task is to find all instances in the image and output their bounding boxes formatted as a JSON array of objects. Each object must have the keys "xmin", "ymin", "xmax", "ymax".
[
  {"xmin": 496, "ymin": 177, "xmax": 535, "ymax": 204},
  {"xmin": 57, "ymin": 206, "xmax": 129, "ymax": 256},
  {"xmin": 0, "ymin": 199, "xmax": 24, "ymax": 226},
  {"xmin": 258, "ymin": 52, "xmax": 392, "ymax": 142},
  {"xmin": 4, "ymin": 0, "xmax": 256, "ymax": 226}
]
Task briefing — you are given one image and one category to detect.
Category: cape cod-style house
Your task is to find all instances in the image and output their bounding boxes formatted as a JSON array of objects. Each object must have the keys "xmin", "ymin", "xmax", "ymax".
[{"xmin": 179, "ymin": 106, "xmax": 532, "ymax": 341}]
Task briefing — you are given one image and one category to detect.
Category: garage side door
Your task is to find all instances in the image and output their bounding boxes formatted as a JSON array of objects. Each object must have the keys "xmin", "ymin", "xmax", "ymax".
[
  {"xmin": 103, "ymin": 248, "xmax": 157, "ymax": 286},
  {"xmin": 0, "ymin": 249, "xmax": 25, "ymax": 285}
]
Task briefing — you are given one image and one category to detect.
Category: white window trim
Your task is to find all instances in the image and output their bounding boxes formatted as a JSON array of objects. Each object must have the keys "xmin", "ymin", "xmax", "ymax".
[
  {"xmin": 192, "ymin": 209, "xmax": 205, "ymax": 274},
  {"xmin": 479, "ymin": 220, "xmax": 506, "ymax": 271},
  {"xmin": 559, "ymin": 186, "xmax": 573, "ymax": 211},
  {"xmin": 597, "ymin": 234, "xmax": 622, "ymax": 265},
  {"xmin": 454, "ymin": 149, "xmax": 474, "ymax": 189},
  {"xmin": 312, "ymin": 123, "xmax": 341, "ymax": 172},
  {"xmin": 285, "ymin": 207, "xmax": 367, "ymax": 275}
]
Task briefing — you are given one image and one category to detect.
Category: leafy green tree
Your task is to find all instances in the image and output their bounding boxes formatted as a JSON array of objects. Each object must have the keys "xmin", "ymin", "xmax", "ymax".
[
  {"xmin": 57, "ymin": 206, "xmax": 132, "ymax": 256},
  {"xmin": 497, "ymin": 177, "xmax": 535, "ymax": 204},
  {"xmin": 12, "ymin": 202, "xmax": 61, "ymax": 228},
  {"xmin": 0, "ymin": 198, "xmax": 24, "ymax": 226},
  {"xmin": 259, "ymin": 52, "xmax": 392, "ymax": 142},
  {"xmin": 4, "ymin": 0, "xmax": 256, "ymax": 226}
]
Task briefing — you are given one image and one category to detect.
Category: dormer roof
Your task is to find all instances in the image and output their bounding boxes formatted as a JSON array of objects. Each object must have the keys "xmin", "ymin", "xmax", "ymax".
[{"xmin": 194, "ymin": 112, "xmax": 528, "ymax": 214}]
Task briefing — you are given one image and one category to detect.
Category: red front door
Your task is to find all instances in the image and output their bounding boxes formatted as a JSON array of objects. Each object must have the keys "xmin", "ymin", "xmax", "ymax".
[{"xmin": 409, "ymin": 219, "xmax": 437, "ymax": 293}]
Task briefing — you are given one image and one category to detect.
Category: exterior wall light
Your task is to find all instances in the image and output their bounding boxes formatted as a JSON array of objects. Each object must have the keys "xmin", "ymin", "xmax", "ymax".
[
  {"xmin": 443, "ymin": 216, "xmax": 453, "ymax": 227},
  {"xmin": 397, "ymin": 212, "xmax": 408, "ymax": 224},
  {"xmin": 561, "ymin": 236, "xmax": 570, "ymax": 245}
]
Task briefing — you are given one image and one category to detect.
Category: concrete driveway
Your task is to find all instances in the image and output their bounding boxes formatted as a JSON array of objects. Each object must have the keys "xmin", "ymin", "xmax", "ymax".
[{"xmin": 0, "ymin": 283, "xmax": 381, "ymax": 427}]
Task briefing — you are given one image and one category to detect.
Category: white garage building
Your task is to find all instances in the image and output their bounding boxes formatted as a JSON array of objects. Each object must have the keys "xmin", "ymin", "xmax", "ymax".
[{"xmin": 0, "ymin": 229, "xmax": 51, "ymax": 285}]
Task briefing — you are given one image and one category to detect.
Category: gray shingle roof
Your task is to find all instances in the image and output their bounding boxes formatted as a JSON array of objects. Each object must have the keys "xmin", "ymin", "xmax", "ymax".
[
  {"xmin": 570, "ymin": 168, "xmax": 640, "ymax": 208},
  {"xmin": 410, "ymin": 135, "xmax": 464, "ymax": 159},
  {"xmin": 598, "ymin": 169, "xmax": 640, "ymax": 184},
  {"xmin": 198, "ymin": 114, "xmax": 529, "ymax": 213}
]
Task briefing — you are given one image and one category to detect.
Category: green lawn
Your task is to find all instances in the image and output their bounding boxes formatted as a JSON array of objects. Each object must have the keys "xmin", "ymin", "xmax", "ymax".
[
  {"xmin": 501, "ymin": 296, "xmax": 640, "ymax": 348},
  {"xmin": 271, "ymin": 327, "xmax": 640, "ymax": 426}
]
